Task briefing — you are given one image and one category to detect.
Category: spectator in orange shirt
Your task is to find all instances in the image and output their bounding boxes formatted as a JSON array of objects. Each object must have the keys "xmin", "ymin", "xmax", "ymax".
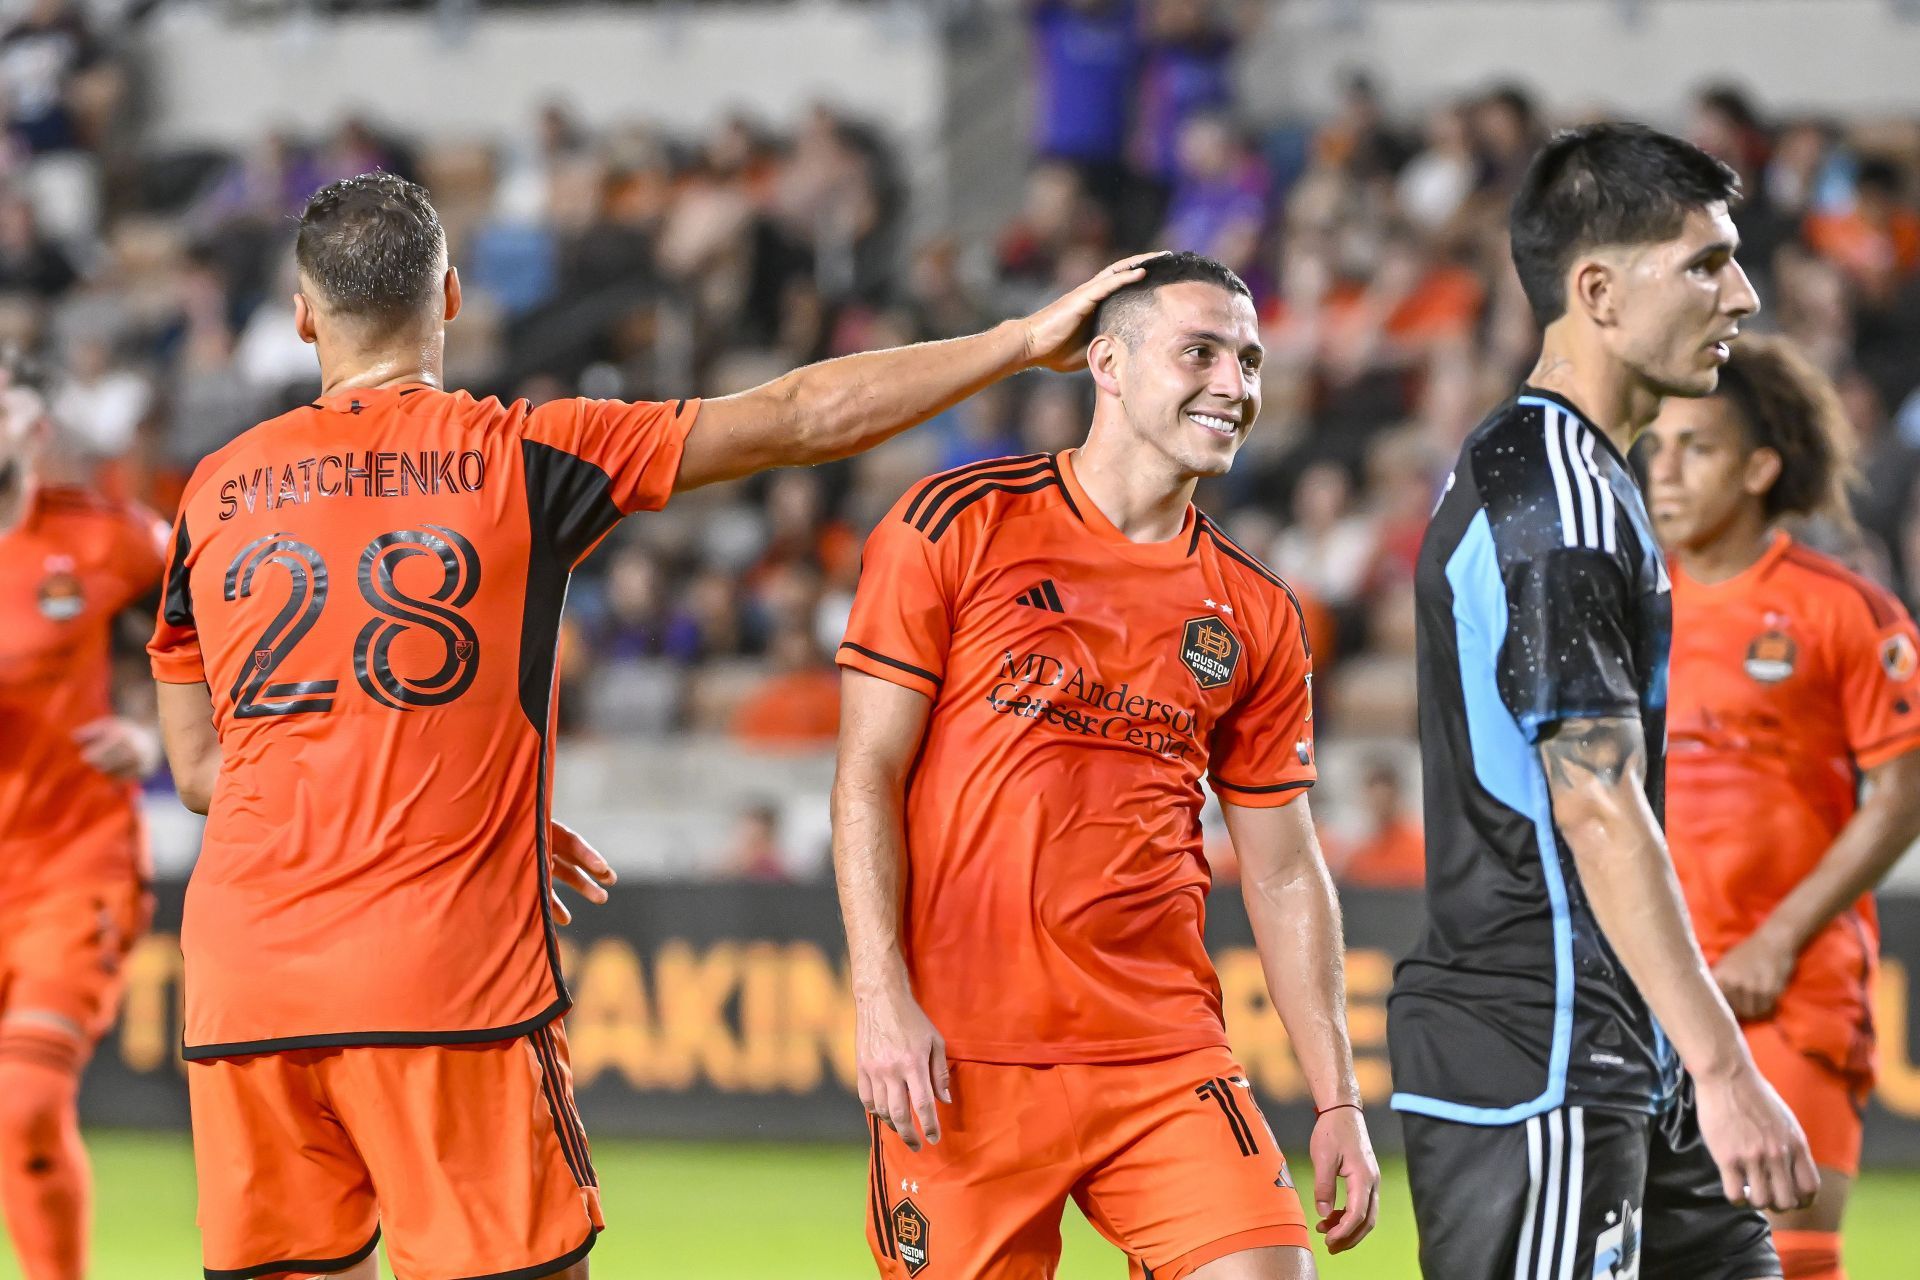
[
  {"xmin": 1804, "ymin": 157, "xmax": 1920, "ymax": 290},
  {"xmin": 731, "ymin": 623, "xmax": 841, "ymax": 748},
  {"xmin": 1328, "ymin": 756, "xmax": 1424, "ymax": 890}
]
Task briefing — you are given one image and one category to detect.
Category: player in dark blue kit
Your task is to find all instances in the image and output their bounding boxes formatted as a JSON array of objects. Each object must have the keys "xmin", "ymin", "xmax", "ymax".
[{"xmin": 1388, "ymin": 123, "xmax": 1819, "ymax": 1279}]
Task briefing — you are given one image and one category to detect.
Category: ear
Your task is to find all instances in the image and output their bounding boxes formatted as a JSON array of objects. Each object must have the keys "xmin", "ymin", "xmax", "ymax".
[
  {"xmin": 292, "ymin": 292, "xmax": 317, "ymax": 346},
  {"xmin": 1570, "ymin": 254, "xmax": 1618, "ymax": 327},
  {"xmin": 1743, "ymin": 445, "xmax": 1782, "ymax": 498},
  {"xmin": 1087, "ymin": 333, "xmax": 1124, "ymax": 398},
  {"xmin": 444, "ymin": 266, "xmax": 462, "ymax": 324}
]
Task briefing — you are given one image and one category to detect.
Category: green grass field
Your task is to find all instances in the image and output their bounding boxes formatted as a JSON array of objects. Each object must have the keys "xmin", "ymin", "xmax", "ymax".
[{"xmin": 34, "ymin": 1131, "xmax": 1917, "ymax": 1278}]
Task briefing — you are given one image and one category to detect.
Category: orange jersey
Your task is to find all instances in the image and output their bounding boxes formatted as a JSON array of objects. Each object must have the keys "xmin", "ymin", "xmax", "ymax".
[
  {"xmin": 148, "ymin": 384, "xmax": 696, "ymax": 1057},
  {"xmin": 1667, "ymin": 532, "xmax": 1920, "ymax": 1076},
  {"xmin": 837, "ymin": 450, "xmax": 1315, "ymax": 1064},
  {"xmin": 0, "ymin": 485, "xmax": 166, "ymax": 899}
]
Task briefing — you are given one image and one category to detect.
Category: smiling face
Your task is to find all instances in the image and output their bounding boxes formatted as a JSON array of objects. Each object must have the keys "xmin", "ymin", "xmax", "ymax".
[
  {"xmin": 1601, "ymin": 202, "xmax": 1759, "ymax": 398},
  {"xmin": 1090, "ymin": 280, "xmax": 1263, "ymax": 479}
]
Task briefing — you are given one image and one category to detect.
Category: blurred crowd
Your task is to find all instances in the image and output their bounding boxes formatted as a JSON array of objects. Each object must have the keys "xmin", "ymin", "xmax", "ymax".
[{"xmin": 19, "ymin": 0, "xmax": 1920, "ymax": 883}]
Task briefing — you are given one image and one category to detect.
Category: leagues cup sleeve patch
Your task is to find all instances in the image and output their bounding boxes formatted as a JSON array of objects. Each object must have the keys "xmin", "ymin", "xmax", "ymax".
[
  {"xmin": 1180, "ymin": 615, "xmax": 1242, "ymax": 689},
  {"xmin": 890, "ymin": 1200, "xmax": 929, "ymax": 1276},
  {"xmin": 1882, "ymin": 632, "xmax": 1918, "ymax": 683}
]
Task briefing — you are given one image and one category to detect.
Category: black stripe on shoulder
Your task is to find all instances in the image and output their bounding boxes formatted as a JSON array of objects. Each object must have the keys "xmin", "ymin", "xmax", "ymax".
[
  {"xmin": 1198, "ymin": 515, "xmax": 1313, "ymax": 659},
  {"xmin": 161, "ymin": 514, "xmax": 194, "ymax": 629},
  {"xmin": 926, "ymin": 474, "xmax": 1061, "ymax": 543},
  {"xmin": 1046, "ymin": 454, "xmax": 1083, "ymax": 523},
  {"xmin": 902, "ymin": 453, "xmax": 1049, "ymax": 529},
  {"xmin": 1782, "ymin": 546, "xmax": 1903, "ymax": 628}
]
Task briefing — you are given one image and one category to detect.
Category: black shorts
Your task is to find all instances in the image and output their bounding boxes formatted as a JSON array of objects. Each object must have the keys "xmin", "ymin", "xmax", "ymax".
[{"xmin": 1402, "ymin": 1087, "xmax": 1777, "ymax": 1280}]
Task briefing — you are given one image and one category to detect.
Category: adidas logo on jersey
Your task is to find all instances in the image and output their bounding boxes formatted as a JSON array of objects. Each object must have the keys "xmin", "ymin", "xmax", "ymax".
[{"xmin": 1015, "ymin": 580, "xmax": 1065, "ymax": 613}]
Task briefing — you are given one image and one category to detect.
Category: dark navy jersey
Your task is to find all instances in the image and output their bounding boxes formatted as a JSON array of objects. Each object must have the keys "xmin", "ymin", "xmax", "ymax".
[{"xmin": 1389, "ymin": 386, "xmax": 1682, "ymax": 1122}]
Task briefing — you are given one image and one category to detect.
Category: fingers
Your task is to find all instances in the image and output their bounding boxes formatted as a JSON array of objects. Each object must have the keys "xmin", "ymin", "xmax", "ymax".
[
  {"xmin": 1791, "ymin": 1140, "xmax": 1822, "ymax": 1208},
  {"xmin": 551, "ymin": 822, "xmax": 617, "ymax": 886},
  {"xmin": 1106, "ymin": 250, "xmax": 1169, "ymax": 274},
  {"xmin": 906, "ymin": 1055, "xmax": 941, "ymax": 1149},
  {"xmin": 1719, "ymin": 1156, "xmax": 1749, "ymax": 1208},
  {"xmin": 1329, "ymin": 1164, "xmax": 1381, "ymax": 1251},
  {"xmin": 932, "ymin": 1038, "xmax": 952, "ymax": 1105},
  {"xmin": 552, "ymin": 858, "xmax": 611, "ymax": 906},
  {"xmin": 880, "ymin": 1075, "xmax": 919, "ymax": 1153},
  {"xmin": 549, "ymin": 890, "xmax": 572, "ymax": 927}
]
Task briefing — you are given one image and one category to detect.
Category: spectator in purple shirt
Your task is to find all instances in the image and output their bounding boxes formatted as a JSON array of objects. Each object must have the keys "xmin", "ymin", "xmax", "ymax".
[
  {"xmin": 1027, "ymin": 0, "xmax": 1139, "ymax": 170},
  {"xmin": 1129, "ymin": 0, "xmax": 1241, "ymax": 186}
]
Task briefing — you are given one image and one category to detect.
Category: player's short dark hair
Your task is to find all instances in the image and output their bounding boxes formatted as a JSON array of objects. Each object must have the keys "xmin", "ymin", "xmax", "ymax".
[
  {"xmin": 295, "ymin": 173, "xmax": 446, "ymax": 332},
  {"xmin": 1509, "ymin": 123, "xmax": 1742, "ymax": 327},
  {"xmin": 1093, "ymin": 251, "xmax": 1253, "ymax": 349},
  {"xmin": 1712, "ymin": 334, "xmax": 1858, "ymax": 526}
]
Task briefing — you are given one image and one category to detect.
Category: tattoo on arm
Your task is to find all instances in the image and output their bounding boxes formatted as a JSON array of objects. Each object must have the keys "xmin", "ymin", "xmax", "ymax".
[{"xmin": 1539, "ymin": 716, "xmax": 1646, "ymax": 791}]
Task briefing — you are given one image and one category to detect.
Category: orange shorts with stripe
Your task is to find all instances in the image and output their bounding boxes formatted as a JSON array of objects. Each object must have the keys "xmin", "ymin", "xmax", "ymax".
[
  {"xmin": 1747, "ymin": 1018, "xmax": 1871, "ymax": 1177},
  {"xmin": 0, "ymin": 875, "xmax": 149, "ymax": 1045},
  {"xmin": 189, "ymin": 1023, "xmax": 601, "ymax": 1280},
  {"xmin": 866, "ymin": 1045, "xmax": 1308, "ymax": 1280}
]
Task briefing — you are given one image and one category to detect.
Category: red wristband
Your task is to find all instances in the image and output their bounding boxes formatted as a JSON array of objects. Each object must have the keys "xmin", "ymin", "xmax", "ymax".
[{"xmin": 1314, "ymin": 1102, "xmax": 1363, "ymax": 1117}]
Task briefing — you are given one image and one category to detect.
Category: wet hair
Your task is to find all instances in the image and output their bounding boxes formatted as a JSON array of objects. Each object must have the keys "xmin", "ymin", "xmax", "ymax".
[
  {"xmin": 1093, "ymin": 251, "xmax": 1252, "ymax": 349},
  {"xmin": 1712, "ymin": 334, "xmax": 1858, "ymax": 526},
  {"xmin": 1510, "ymin": 122, "xmax": 1742, "ymax": 327},
  {"xmin": 294, "ymin": 173, "xmax": 446, "ymax": 333}
]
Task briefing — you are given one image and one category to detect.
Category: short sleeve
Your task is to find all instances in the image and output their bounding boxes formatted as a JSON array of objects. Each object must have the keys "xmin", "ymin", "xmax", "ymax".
[
  {"xmin": 108, "ymin": 502, "xmax": 170, "ymax": 613},
  {"xmin": 1498, "ymin": 547, "xmax": 1642, "ymax": 741},
  {"xmin": 147, "ymin": 506, "xmax": 204, "ymax": 684},
  {"xmin": 1835, "ymin": 597, "xmax": 1920, "ymax": 770},
  {"xmin": 1209, "ymin": 607, "xmax": 1316, "ymax": 808},
  {"xmin": 835, "ymin": 509, "xmax": 958, "ymax": 702},
  {"xmin": 522, "ymin": 397, "xmax": 699, "ymax": 518}
]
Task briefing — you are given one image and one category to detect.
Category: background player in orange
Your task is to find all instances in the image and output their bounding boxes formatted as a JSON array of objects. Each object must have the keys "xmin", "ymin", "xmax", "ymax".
[
  {"xmin": 833, "ymin": 252, "xmax": 1378, "ymax": 1280},
  {"xmin": 0, "ymin": 367, "xmax": 166, "ymax": 1280},
  {"xmin": 1645, "ymin": 335, "xmax": 1920, "ymax": 1280},
  {"xmin": 147, "ymin": 172, "xmax": 1155, "ymax": 1280}
]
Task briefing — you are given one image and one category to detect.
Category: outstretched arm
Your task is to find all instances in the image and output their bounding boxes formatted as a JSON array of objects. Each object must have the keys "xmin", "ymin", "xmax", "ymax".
[
  {"xmin": 673, "ymin": 253, "xmax": 1159, "ymax": 490},
  {"xmin": 1224, "ymin": 796, "xmax": 1378, "ymax": 1254},
  {"xmin": 1541, "ymin": 715, "xmax": 1817, "ymax": 1212}
]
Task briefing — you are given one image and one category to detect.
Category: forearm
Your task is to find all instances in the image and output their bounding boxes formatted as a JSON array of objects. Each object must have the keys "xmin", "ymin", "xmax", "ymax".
[
  {"xmin": 831, "ymin": 769, "xmax": 912, "ymax": 998},
  {"xmin": 753, "ymin": 321, "xmax": 1031, "ymax": 469},
  {"xmin": 1241, "ymin": 831, "xmax": 1360, "ymax": 1109},
  {"xmin": 1564, "ymin": 805, "xmax": 1749, "ymax": 1080},
  {"xmin": 1760, "ymin": 785, "xmax": 1920, "ymax": 954}
]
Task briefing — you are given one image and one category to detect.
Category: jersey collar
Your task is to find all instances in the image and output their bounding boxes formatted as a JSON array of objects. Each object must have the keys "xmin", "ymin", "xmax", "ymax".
[
  {"xmin": 1672, "ymin": 528, "xmax": 1792, "ymax": 594},
  {"xmin": 1518, "ymin": 384, "xmax": 1629, "ymax": 468},
  {"xmin": 1055, "ymin": 448, "xmax": 1198, "ymax": 566}
]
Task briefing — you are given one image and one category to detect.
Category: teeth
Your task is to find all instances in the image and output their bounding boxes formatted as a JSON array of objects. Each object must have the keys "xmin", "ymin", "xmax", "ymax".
[{"xmin": 1189, "ymin": 412, "xmax": 1237, "ymax": 434}]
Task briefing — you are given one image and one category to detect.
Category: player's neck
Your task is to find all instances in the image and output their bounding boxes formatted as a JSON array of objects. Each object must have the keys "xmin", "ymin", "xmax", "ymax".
[
  {"xmin": 315, "ymin": 330, "xmax": 445, "ymax": 398},
  {"xmin": 1677, "ymin": 510, "xmax": 1773, "ymax": 585},
  {"xmin": 1071, "ymin": 432, "xmax": 1196, "ymax": 544},
  {"xmin": 1528, "ymin": 334, "xmax": 1658, "ymax": 458}
]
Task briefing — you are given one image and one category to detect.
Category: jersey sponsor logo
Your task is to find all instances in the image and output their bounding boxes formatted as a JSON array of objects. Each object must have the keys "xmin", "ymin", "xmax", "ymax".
[
  {"xmin": 890, "ymin": 1200, "xmax": 930, "ymax": 1275},
  {"xmin": 1882, "ymin": 632, "xmax": 1918, "ymax": 683},
  {"xmin": 1180, "ymin": 615, "xmax": 1241, "ymax": 689},
  {"xmin": 988, "ymin": 648, "xmax": 1202, "ymax": 759},
  {"xmin": 35, "ymin": 558, "xmax": 83, "ymax": 622},
  {"xmin": 1591, "ymin": 1199, "xmax": 1641, "ymax": 1278},
  {"xmin": 216, "ymin": 450, "xmax": 487, "ymax": 521},
  {"xmin": 1743, "ymin": 630, "xmax": 1797, "ymax": 683}
]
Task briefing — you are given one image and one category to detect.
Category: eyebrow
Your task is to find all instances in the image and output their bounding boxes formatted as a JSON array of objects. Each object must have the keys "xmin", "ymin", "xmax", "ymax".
[
  {"xmin": 1179, "ymin": 329, "xmax": 1266, "ymax": 358},
  {"xmin": 1687, "ymin": 238, "xmax": 1739, "ymax": 265}
]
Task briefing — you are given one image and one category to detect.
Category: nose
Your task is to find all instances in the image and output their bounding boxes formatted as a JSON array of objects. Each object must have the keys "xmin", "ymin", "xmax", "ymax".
[
  {"xmin": 1645, "ymin": 437, "xmax": 1679, "ymax": 489},
  {"xmin": 1211, "ymin": 358, "xmax": 1250, "ymax": 405},
  {"xmin": 1726, "ymin": 258, "xmax": 1760, "ymax": 321}
]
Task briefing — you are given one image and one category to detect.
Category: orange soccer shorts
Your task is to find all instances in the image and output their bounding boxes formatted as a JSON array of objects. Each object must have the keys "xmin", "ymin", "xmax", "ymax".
[
  {"xmin": 0, "ymin": 875, "xmax": 150, "ymax": 1044},
  {"xmin": 1746, "ymin": 1017, "xmax": 1871, "ymax": 1178},
  {"xmin": 190, "ymin": 1024, "xmax": 602, "ymax": 1280},
  {"xmin": 865, "ymin": 1044, "xmax": 1309, "ymax": 1280}
]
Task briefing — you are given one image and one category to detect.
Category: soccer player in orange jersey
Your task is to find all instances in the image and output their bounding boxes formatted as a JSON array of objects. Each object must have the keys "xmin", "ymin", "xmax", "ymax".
[
  {"xmin": 147, "ymin": 173, "xmax": 1154, "ymax": 1280},
  {"xmin": 1644, "ymin": 335, "xmax": 1920, "ymax": 1280},
  {"xmin": 0, "ymin": 372, "xmax": 166, "ymax": 1280},
  {"xmin": 833, "ymin": 253, "xmax": 1379, "ymax": 1280}
]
